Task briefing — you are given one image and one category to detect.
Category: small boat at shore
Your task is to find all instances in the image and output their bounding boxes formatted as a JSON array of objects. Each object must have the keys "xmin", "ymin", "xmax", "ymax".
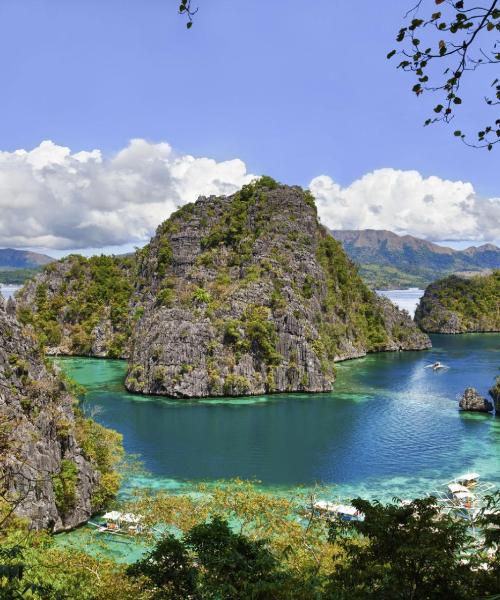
[
  {"xmin": 312, "ymin": 500, "xmax": 364, "ymax": 522},
  {"xmin": 446, "ymin": 484, "xmax": 477, "ymax": 507},
  {"xmin": 89, "ymin": 511, "xmax": 145, "ymax": 536}
]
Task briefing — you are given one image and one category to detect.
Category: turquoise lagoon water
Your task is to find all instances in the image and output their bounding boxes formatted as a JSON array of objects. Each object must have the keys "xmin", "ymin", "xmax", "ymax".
[{"xmin": 56, "ymin": 333, "xmax": 500, "ymax": 502}]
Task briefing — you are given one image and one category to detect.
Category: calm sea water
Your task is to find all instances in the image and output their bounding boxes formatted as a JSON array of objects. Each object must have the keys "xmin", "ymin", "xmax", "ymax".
[
  {"xmin": 56, "ymin": 332, "xmax": 500, "ymax": 501},
  {"xmin": 377, "ymin": 288, "xmax": 424, "ymax": 316},
  {"xmin": 0, "ymin": 284, "xmax": 21, "ymax": 299}
]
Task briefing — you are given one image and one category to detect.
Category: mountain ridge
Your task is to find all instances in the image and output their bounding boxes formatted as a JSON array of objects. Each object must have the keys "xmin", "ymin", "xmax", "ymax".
[
  {"xmin": 0, "ymin": 248, "xmax": 53, "ymax": 269},
  {"xmin": 330, "ymin": 229, "xmax": 500, "ymax": 289}
]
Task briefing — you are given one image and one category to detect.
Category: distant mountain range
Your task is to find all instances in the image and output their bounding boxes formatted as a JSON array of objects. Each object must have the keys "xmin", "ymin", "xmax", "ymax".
[
  {"xmin": 0, "ymin": 248, "xmax": 53, "ymax": 284},
  {"xmin": 0, "ymin": 248, "xmax": 53, "ymax": 269},
  {"xmin": 330, "ymin": 230, "xmax": 500, "ymax": 289}
]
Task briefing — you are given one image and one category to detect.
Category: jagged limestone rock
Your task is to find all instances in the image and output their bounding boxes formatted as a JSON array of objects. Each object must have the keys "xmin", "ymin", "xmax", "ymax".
[
  {"xmin": 459, "ymin": 387, "xmax": 493, "ymax": 413},
  {"xmin": 126, "ymin": 182, "xmax": 431, "ymax": 397},
  {"xmin": 17, "ymin": 181, "xmax": 431, "ymax": 398},
  {"xmin": 0, "ymin": 306, "xmax": 100, "ymax": 531}
]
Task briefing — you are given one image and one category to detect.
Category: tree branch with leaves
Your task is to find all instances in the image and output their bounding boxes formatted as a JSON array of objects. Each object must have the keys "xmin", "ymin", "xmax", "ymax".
[
  {"xmin": 389, "ymin": 0, "xmax": 500, "ymax": 149},
  {"xmin": 178, "ymin": 0, "xmax": 198, "ymax": 29}
]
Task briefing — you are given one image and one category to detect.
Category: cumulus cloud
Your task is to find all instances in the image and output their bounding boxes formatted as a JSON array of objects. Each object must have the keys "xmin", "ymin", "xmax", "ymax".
[
  {"xmin": 0, "ymin": 139, "xmax": 254, "ymax": 249},
  {"xmin": 310, "ymin": 169, "xmax": 500, "ymax": 242},
  {"xmin": 0, "ymin": 141, "xmax": 498, "ymax": 250}
]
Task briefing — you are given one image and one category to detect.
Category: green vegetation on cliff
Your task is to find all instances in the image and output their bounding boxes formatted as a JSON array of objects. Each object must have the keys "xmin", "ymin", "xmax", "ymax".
[
  {"xmin": 415, "ymin": 271, "xmax": 500, "ymax": 333},
  {"xmin": 18, "ymin": 254, "xmax": 135, "ymax": 357}
]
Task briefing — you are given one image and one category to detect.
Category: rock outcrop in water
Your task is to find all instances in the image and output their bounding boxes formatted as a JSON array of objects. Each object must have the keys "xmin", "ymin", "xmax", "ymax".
[
  {"xmin": 415, "ymin": 271, "xmax": 500, "ymax": 333},
  {"xmin": 18, "ymin": 180, "xmax": 431, "ymax": 398},
  {"xmin": 0, "ymin": 295, "xmax": 118, "ymax": 531},
  {"xmin": 458, "ymin": 387, "xmax": 493, "ymax": 413}
]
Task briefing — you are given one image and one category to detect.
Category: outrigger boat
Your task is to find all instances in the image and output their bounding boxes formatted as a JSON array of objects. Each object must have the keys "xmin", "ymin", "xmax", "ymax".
[
  {"xmin": 446, "ymin": 484, "xmax": 477, "ymax": 508},
  {"xmin": 89, "ymin": 511, "xmax": 145, "ymax": 536},
  {"xmin": 432, "ymin": 473, "xmax": 494, "ymax": 517},
  {"xmin": 312, "ymin": 500, "xmax": 365, "ymax": 522},
  {"xmin": 450, "ymin": 472, "xmax": 480, "ymax": 489}
]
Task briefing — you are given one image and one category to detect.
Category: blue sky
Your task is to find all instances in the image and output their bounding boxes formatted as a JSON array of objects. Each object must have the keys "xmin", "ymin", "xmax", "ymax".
[{"xmin": 0, "ymin": 0, "xmax": 498, "ymax": 254}]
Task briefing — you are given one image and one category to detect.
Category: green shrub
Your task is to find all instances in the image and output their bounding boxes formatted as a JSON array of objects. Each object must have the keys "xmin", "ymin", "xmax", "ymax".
[
  {"xmin": 156, "ymin": 287, "xmax": 176, "ymax": 308},
  {"xmin": 52, "ymin": 459, "xmax": 78, "ymax": 515},
  {"xmin": 243, "ymin": 305, "xmax": 281, "ymax": 366},
  {"xmin": 223, "ymin": 374, "xmax": 251, "ymax": 396},
  {"xmin": 192, "ymin": 287, "xmax": 211, "ymax": 305},
  {"xmin": 75, "ymin": 414, "xmax": 123, "ymax": 509}
]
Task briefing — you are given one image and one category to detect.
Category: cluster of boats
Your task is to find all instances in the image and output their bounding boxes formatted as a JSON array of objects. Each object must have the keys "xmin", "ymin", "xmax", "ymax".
[{"xmin": 312, "ymin": 472, "xmax": 494, "ymax": 524}]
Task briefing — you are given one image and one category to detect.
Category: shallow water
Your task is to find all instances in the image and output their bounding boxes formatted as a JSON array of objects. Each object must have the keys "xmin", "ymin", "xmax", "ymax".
[{"xmin": 56, "ymin": 333, "xmax": 500, "ymax": 502}]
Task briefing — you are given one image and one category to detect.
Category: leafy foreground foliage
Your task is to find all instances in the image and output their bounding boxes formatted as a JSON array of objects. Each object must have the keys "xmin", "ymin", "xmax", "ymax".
[
  {"xmin": 2, "ymin": 481, "xmax": 498, "ymax": 599},
  {"xmin": 389, "ymin": 1, "xmax": 500, "ymax": 150}
]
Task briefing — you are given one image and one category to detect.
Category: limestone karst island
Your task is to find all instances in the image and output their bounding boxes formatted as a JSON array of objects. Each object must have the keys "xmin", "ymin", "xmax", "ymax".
[{"xmin": 1, "ymin": 3, "xmax": 499, "ymax": 599}]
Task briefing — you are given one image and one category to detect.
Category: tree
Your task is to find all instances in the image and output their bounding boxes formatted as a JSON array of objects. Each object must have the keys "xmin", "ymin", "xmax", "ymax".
[
  {"xmin": 327, "ymin": 495, "xmax": 499, "ymax": 599},
  {"xmin": 126, "ymin": 534, "xmax": 199, "ymax": 600},
  {"xmin": 389, "ymin": 1, "xmax": 500, "ymax": 149},
  {"xmin": 127, "ymin": 516, "xmax": 290, "ymax": 600}
]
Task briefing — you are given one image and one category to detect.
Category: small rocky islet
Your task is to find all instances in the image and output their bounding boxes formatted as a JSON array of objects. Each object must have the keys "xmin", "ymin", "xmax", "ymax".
[
  {"xmin": 17, "ymin": 179, "xmax": 430, "ymax": 398},
  {"xmin": 414, "ymin": 271, "xmax": 500, "ymax": 334}
]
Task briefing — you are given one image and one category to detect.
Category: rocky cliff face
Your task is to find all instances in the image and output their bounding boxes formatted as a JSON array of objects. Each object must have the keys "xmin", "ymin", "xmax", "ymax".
[
  {"xmin": 415, "ymin": 271, "xmax": 500, "ymax": 333},
  {"xmin": 0, "ymin": 295, "xmax": 100, "ymax": 531},
  {"xmin": 126, "ymin": 181, "xmax": 430, "ymax": 397}
]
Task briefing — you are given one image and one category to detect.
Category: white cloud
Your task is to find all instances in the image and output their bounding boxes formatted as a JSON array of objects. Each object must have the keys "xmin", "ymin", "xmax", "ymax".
[
  {"xmin": 0, "ymin": 141, "xmax": 498, "ymax": 250},
  {"xmin": 310, "ymin": 169, "xmax": 500, "ymax": 242},
  {"xmin": 0, "ymin": 139, "xmax": 254, "ymax": 249}
]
